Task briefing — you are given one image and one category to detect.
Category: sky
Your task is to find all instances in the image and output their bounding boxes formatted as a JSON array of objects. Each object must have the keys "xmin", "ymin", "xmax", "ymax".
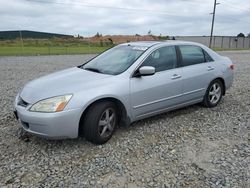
[{"xmin": 0, "ymin": 0, "xmax": 249, "ymax": 36}]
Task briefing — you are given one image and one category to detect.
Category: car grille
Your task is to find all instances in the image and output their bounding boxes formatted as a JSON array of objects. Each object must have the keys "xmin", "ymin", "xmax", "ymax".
[{"xmin": 18, "ymin": 97, "xmax": 29, "ymax": 107}]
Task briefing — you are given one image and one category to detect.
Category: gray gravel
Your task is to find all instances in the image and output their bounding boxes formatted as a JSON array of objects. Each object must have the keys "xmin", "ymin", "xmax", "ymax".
[{"xmin": 0, "ymin": 51, "xmax": 249, "ymax": 187}]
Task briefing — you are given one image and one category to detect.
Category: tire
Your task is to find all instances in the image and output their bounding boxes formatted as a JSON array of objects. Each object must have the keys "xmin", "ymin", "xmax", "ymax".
[
  {"xmin": 203, "ymin": 79, "xmax": 223, "ymax": 108},
  {"xmin": 82, "ymin": 101, "xmax": 117, "ymax": 145}
]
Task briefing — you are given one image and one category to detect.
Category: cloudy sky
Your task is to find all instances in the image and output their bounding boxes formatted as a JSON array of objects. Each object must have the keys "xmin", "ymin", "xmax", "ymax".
[{"xmin": 0, "ymin": 0, "xmax": 249, "ymax": 36}]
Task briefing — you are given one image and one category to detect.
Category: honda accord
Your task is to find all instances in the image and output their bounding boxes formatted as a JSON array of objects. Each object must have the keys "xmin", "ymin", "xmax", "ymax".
[{"xmin": 14, "ymin": 41, "xmax": 234, "ymax": 144}]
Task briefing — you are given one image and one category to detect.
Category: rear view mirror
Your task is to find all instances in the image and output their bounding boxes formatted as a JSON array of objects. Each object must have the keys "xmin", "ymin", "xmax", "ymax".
[{"xmin": 137, "ymin": 66, "xmax": 155, "ymax": 76}]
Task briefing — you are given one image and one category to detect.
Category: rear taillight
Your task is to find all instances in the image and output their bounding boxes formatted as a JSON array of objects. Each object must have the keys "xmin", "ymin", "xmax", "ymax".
[{"xmin": 229, "ymin": 64, "xmax": 234, "ymax": 70}]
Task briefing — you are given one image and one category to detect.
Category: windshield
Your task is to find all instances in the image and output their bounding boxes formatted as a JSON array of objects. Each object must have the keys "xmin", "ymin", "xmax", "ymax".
[{"xmin": 82, "ymin": 45, "xmax": 147, "ymax": 75}]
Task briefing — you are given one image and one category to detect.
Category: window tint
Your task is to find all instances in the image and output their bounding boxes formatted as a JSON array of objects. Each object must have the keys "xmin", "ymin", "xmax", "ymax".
[
  {"xmin": 141, "ymin": 46, "xmax": 177, "ymax": 72},
  {"xmin": 179, "ymin": 45, "xmax": 206, "ymax": 66}
]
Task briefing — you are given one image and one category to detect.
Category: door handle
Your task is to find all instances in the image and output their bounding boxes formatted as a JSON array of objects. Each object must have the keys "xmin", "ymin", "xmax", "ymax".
[
  {"xmin": 171, "ymin": 74, "xmax": 182, "ymax": 80},
  {"xmin": 207, "ymin": 66, "xmax": 215, "ymax": 71}
]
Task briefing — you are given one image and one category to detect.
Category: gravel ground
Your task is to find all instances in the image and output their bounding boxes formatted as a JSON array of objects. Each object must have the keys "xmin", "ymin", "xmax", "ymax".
[{"xmin": 0, "ymin": 51, "xmax": 249, "ymax": 187}]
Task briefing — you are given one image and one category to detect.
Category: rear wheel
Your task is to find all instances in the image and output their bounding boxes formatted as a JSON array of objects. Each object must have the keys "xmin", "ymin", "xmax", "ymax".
[
  {"xmin": 203, "ymin": 79, "xmax": 223, "ymax": 108},
  {"xmin": 82, "ymin": 101, "xmax": 117, "ymax": 144}
]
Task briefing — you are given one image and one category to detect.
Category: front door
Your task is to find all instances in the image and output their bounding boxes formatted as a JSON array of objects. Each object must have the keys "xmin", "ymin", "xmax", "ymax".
[{"xmin": 130, "ymin": 46, "xmax": 183, "ymax": 119}]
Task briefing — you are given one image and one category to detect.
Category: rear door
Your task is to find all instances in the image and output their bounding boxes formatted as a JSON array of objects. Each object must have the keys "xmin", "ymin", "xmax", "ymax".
[{"xmin": 178, "ymin": 45, "xmax": 216, "ymax": 102}]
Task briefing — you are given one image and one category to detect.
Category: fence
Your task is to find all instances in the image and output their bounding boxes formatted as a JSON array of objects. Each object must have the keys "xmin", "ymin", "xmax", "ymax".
[{"xmin": 175, "ymin": 36, "xmax": 250, "ymax": 49}]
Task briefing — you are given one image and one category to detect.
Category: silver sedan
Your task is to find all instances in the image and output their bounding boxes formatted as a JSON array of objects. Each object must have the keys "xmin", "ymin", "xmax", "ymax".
[{"xmin": 14, "ymin": 41, "xmax": 234, "ymax": 144}]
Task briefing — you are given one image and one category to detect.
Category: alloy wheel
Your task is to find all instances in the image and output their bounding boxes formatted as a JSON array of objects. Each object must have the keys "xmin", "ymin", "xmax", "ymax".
[
  {"xmin": 209, "ymin": 82, "xmax": 222, "ymax": 104},
  {"xmin": 98, "ymin": 108, "xmax": 116, "ymax": 138}
]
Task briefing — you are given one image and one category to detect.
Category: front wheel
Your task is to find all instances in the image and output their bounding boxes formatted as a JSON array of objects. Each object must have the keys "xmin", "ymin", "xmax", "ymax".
[
  {"xmin": 203, "ymin": 79, "xmax": 223, "ymax": 108},
  {"xmin": 82, "ymin": 101, "xmax": 117, "ymax": 144}
]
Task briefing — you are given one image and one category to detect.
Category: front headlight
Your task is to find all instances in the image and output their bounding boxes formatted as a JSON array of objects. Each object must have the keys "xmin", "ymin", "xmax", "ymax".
[{"xmin": 29, "ymin": 94, "xmax": 72, "ymax": 112}]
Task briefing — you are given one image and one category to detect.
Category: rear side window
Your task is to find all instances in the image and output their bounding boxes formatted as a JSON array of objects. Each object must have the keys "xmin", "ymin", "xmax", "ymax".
[
  {"xmin": 204, "ymin": 50, "xmax": 214, "ymax": 62},
  {"xmin": 179, "ymin": 45, "xmax": 208, "ymax": 66},
  {"xmin": 141, "ymin": 46, "xmax": 177, "ymax": 72}
]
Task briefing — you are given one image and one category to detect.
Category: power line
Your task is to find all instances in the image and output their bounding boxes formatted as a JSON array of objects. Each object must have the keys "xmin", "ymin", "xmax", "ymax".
[
  {"xmin": 217, "ymin": 14, "xmax": 250, "ymax": 24},
  {"xmin": 27, "ymin": 0, "xmax": 250, "ymax": 16},
  {"xmin": 26, "ymin": 0, "xmax": 181, "ymax": 16},
  {"xmin": 26, "ymin": 0, "xmax": 250, "ymax": 35},
  {"xmin": 222, "ymin": 0, "xmax": 250, "ymax": 12}
]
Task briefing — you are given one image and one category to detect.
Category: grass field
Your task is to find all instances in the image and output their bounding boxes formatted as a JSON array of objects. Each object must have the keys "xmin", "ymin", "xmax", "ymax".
[
  {"xmin": 0, "ymin": 46, "xmax": 110, "ymax": 56},
  {"xmin": 0, "ymin": 38, "xmax": 249, "ymax": 56},
  {"xmin": 0, "ymin": 38, "xmax": 112, "ymax": 56}
]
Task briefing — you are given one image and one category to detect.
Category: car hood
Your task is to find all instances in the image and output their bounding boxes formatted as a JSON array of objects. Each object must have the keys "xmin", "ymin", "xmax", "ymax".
[{"xmin": 20, "ymin": 67, "xmax": 113, "ymax": 104}]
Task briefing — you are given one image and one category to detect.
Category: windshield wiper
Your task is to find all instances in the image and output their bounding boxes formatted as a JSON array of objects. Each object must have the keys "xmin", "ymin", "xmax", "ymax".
[{"xmin": 84, "ymin": 67, "xmax": 102, "ymax": 73}]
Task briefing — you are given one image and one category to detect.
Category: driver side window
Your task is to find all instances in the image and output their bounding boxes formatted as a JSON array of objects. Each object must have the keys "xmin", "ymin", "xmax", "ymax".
[{"xmin": 141, "ymin": 46, "xmax": 177, "ymax": 72}]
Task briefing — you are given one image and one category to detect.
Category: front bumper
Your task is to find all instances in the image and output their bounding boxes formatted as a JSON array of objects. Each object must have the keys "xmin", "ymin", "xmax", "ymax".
[{"xmin": 14, "ymin": 102, "xmax": 81, "ymax": 139}]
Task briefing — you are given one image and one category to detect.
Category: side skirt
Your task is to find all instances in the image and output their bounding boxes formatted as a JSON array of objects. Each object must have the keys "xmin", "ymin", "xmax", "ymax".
[{"xmin": 133, "ymin": 98, "xmax": 203, "ymax": 122}]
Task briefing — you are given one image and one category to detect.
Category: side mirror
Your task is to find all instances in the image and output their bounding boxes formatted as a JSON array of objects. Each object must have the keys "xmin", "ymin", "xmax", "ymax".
[{"xmin": 135, "ymin": 66, "xmax": 155, "ymax": 77}]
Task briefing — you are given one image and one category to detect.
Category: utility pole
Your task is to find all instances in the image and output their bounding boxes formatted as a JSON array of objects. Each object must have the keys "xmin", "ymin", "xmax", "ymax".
[{"xmin": 209, "ymin": 0, "xmax": 220, "ymax": 48}]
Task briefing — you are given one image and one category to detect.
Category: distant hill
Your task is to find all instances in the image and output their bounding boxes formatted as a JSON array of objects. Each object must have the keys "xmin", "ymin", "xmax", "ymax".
[{"xmin": 0, "ymin": 30, "xmax": 73, "ymax": 40}]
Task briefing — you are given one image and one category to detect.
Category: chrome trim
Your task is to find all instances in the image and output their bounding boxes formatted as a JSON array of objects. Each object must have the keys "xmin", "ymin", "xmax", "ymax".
[
  {"xmin": 183, "ymin": 88, "xmax": 205, "ymax": 96},
  {"xmin": 133, "ymin": 94, "xmax": 182, "ymax": 109},
  {"xmin": 133, "ymin": 88, "xmax": 205, "ymax": 109}
]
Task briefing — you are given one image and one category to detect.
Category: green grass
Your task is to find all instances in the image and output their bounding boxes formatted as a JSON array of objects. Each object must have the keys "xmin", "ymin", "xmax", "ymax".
[
  {"xmin": 0, "ymin": 38, "xmax": 112, "ymax": 56},
  {"xmin": 0, "ymin": 46, "xmax": 110, "ymax": 56},
  {"xmin": 0, "ymin": 38, "xmax": 249, "ymax": 56}
]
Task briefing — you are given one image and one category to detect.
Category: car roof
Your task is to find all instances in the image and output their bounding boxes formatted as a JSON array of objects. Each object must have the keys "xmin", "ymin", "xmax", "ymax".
[
  {"xmin": 120, "ymin": 40, "xmax": 203, "ymax": 48},
  {"xmin": 120, "ymin": 40, "xmax": 221, "ymax": 60}
]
